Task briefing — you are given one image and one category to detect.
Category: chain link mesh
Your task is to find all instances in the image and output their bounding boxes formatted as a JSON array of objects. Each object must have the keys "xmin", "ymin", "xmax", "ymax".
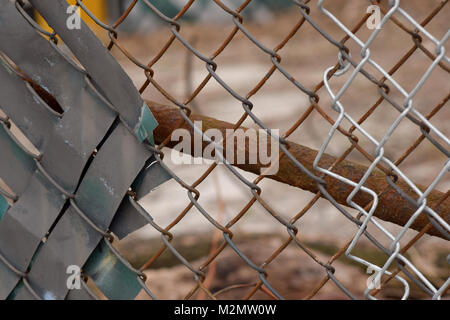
[{"xmin": 0, "ymin": 0, "xmax": 448, "ymax": 300}]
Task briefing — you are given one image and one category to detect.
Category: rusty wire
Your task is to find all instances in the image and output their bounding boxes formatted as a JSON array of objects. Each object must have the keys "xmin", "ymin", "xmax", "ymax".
[{"xmin": 1, "ymin": 0, "xmax": 449, "ymax": 300}]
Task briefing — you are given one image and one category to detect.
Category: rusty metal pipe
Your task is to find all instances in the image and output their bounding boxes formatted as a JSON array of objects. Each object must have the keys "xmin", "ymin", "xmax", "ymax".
[
  {"xmin": 148, "ymin": 100, "xmax": 449, "ymax": 239},
  {"xmin": 18, "ymin": 73, "xmax": 449, "ymax": 239}
]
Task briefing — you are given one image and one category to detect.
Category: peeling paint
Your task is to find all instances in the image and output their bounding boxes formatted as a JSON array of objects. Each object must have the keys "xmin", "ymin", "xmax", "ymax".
[{"xmin": 134, "ymin": 101, "xmax": 158, "ymax": 144}]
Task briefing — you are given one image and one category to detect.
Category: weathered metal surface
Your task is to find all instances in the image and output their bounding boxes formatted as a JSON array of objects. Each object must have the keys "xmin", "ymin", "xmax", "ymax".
[
  {"xmin": 65, "ymin": 285, "xmax": 96, "ymax": 300},
  {"xmin": 0, "ymin": 124, "xmax": 36, "ymax": 197},
  {"xmin": 0, "ymin": 57, "xmax": 117, "ymax": 300},
  {"xmin": 0, "ymin": 1, "xmax": 84, "ymax": 113},
  {"xmin": 83, "ymin": 239, "xmax": 142, "ymax": 300},
  {"xmin": 0, "ymin": 170, "xmax": 65, "ymax": 299},
  {"xmin": 29, "ymin": 0, "xmax": 158, "ymax": 143},
  {"xmin": 110, "ymin": 158, "xmax": 172, "ymax": 239},
  {"xmin": 12, "ymin": 123, "xmax": 152, "ymax": 300},
  {"xmin": 36, "ymin": 75, "xmax": 116, "ymax": 187},
  {"xmin": 0, "ymin": 0, "xmax": 160, "ymax": 300},
  {"xmin": 147, "ymin": 101, "xmax": 450, "ymax": 238},
  {"xmin": 0, "ymin": 61, "xmax": 56, "ymax": 151}
]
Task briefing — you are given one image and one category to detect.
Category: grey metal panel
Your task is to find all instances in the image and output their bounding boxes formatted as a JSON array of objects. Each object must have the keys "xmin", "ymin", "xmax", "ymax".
[
  {"xmin": 0, "ymin": 14, "xmax": 120, "ymax": 297},
  {"xmin": 0, "ymin": 125, "xmax": 36, "ymax": 196},
  {"xmin": 0, "ymin": 56, "xmax": 117, "ymax": 300},
  {"xmin": 13, "ymin": 123, "xmax": 152, "ymax": 300},
  {"xmin": 0, "ymin": 0, "xmax": 84, "ymax": 113},
  {"xmin": 0, "ymin": 171, "xmax": 65, "ymax": 269},
  {"xmin": 73, "ymin": 124, "xmax": 152, "ymax": 229},
  {"xmin": 0, "ymin": 64, "xmax": 56, "ymax": 151},
  {"xmin": 133, "ymin": 159, "xmax": 172, "ymax": 199},
  {"xmin": 0, "ymin": 1, "xmax": 118, "ymax": 193},
  {"xmin": 3, "ymin": 280, "xmax": 25, "ymax": 300},
  {"xmin": 0, "ymin": 255, "xmax": 20, "ymax": 300},
  {"xmin": 65, "ymin": 286, "xmax": 96, "ymax": 300},
  {"xmin": 39, "ymin": 84, "xmax": 117, "ymax": 192},
  {"xmin": 0, "ymin": 71, "xmax": 116, "ymax": 299},
  {"xmin": 29, "ymin": 0, "xmax": 152, "ymax": 138},
  {"xmin": 110, "ymin": 198, "xmax": 148, "ymax": 241},
  {"xmin": 0, "ymin": 170, "xmax": 65, "ymax": 299},
  {"xmin": 0, "ymin": 0, "xmax": 161, "ymax": 301},
  {"xmin": 83, "ymin": 239, "xmax": 142, "ymax": 300},
  {"xmin": 10, "ymin": 286, "xmax": 35, "ymax": 300},
  {"xmin": 111, "ymin": 160, "xmax": 172, "ymax": 239}
]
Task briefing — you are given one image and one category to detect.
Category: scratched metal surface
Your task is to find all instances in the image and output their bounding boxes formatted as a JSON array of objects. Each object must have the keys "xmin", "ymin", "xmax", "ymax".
[
  {"xmin": 29, "ymin": 0, "xmax": 158, "ymax": 142},
  {"xmin": 0, "ymin": 0, "xmax": 161, "ymax": 300},
  {"xmin": 13, "ymin": 122, "xmax": 153, "ymax": 300},
  {"xmin": 0, "ymin": 1, "xmax": 86, "ymax": 114}
]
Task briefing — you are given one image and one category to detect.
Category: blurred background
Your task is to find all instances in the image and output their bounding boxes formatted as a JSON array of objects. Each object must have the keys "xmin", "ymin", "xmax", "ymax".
[{"xmin": 19, "ymin": 0, "xmax": 450, "ymax": 299}]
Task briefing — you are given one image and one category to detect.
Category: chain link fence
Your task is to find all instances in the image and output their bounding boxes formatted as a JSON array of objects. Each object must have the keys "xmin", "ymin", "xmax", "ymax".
[{"xmin": 0, "ymin": 0, "xmax": 448, "ymax": 300}]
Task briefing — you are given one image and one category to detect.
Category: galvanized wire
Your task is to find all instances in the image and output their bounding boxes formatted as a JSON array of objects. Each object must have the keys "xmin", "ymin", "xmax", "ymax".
[{"xmin": 0, "ymin": 0, "xmax": 448, "ymax": 300}]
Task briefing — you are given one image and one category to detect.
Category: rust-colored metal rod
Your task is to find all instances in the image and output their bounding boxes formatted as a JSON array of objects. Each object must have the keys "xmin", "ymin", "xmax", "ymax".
[
  {"xmin": 148, "ymin": 100, "xmax": 449, "ymax": 239},
  {"xmin": 21, "ymin": 68, "xmax": 448, "ymax": 238}
]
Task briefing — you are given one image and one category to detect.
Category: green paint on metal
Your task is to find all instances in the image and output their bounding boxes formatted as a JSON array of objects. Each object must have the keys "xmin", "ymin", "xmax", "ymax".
[
  {"xmin": 140, "ymin": 0, "xmax": 181, "ymax": 18},
  {"xmin": 135, "ymin": 102, "xmax": 158, "ymax": 144},
  {"xmin": 75, "ymin": 177, "xmax": 116, "ymax": 225},
  {"xmin": 0, "ymin": 194, "xmax": 8, "ymax": 221},
  {"xmin": 6, "ymin": 241, "xmax": 44, "ymax": 300},
  {"xmin": 6, "ymin": 280, "xmax": 23, "ymax": 300},
  {"xmin": 83, "ymin": 239, "xmax": 142, "ymax": 300}
]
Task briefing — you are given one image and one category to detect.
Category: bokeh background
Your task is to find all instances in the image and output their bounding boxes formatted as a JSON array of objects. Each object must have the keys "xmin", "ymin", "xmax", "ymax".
[{"xmin": 16, "ymin": 0, "xmax": 450, "ymax": 299}]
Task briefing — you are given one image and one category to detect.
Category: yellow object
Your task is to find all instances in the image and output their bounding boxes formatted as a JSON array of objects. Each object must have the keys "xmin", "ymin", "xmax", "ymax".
[{"xmin": 35, "ymin": 0, "xmax": 108, "ymax": 40}]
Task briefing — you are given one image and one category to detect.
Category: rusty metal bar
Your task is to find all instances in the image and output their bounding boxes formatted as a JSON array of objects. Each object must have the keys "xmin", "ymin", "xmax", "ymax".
[{"xmin": 148, "ymin": 101, "xmax": 449, "ymax": 239}]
